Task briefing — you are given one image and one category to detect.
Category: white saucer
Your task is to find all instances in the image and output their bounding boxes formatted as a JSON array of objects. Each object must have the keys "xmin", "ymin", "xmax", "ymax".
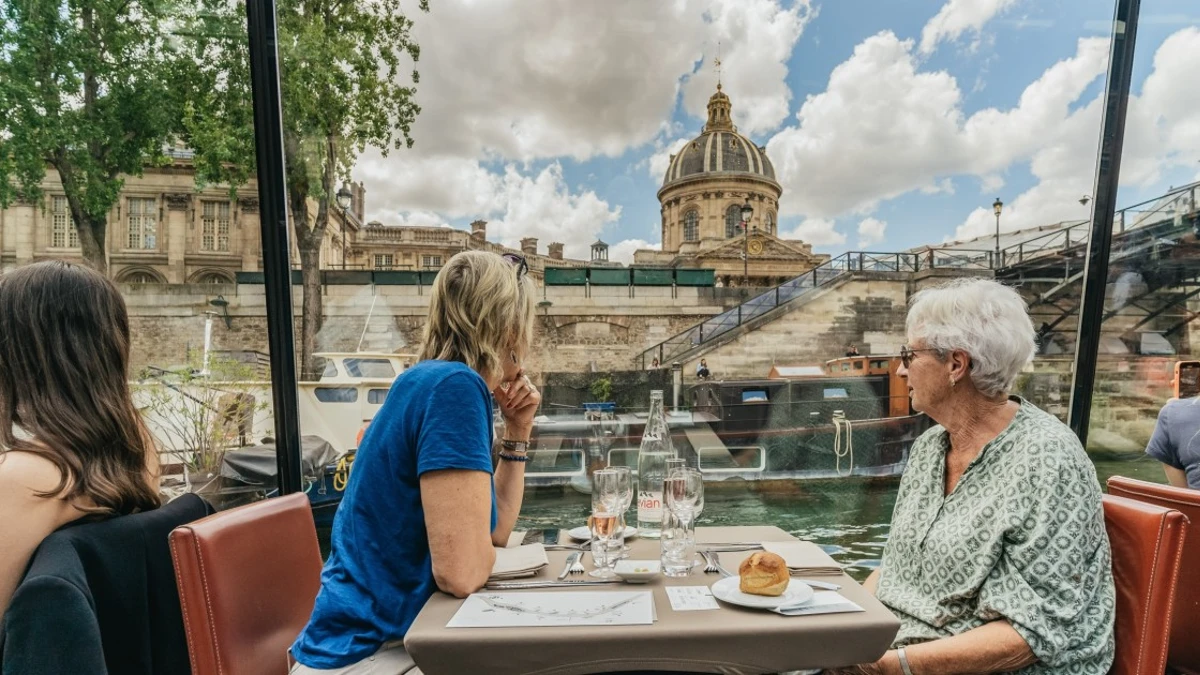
[
  {"xmin": 710, "ymin": 576, "xmax": 814, "ymax": 610},
  {"xmin": 567, "ymin": 525, "xmax": 638, "ymax": 540}
]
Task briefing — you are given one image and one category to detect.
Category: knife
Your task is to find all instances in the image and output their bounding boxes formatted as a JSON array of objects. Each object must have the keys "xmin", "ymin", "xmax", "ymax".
[
  {"xmin": 485, "ymin": 580, "xmax": 624, "ymax": 590},
  {"xmin": 556, "ymin": 552, "xmax": 581, "ymax": 581}
]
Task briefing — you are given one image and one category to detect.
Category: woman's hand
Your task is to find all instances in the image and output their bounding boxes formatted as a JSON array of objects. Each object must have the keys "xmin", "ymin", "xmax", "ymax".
[{"xmin": 495, "ymin": 374, "xmax": 541, "ymax": 440}]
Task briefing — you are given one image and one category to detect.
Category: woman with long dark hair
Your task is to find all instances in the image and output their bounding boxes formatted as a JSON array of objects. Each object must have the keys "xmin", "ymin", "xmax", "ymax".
[{"xmin": 0, "ymin": 260, "xmax": 161, "ymax": 621}]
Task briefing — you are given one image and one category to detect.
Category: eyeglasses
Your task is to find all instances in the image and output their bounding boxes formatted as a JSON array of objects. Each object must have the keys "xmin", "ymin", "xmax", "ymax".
[
  {"xmin": 899, "ymin": 345, "xmax": 939, "ymax": 368},
  {"xmin": 501, "ymin": 252, "xmax": 529, "ymax": 279}
]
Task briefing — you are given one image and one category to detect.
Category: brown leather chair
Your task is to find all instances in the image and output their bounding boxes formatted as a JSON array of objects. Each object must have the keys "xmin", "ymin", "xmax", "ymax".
[
  {"xmin": 1108, "ymin": 476, "xmax": 1200, "ymax": 674},
  {"xmin": 170, "ymin": 493, "xmax": 323, "ymax": 675},
  {"xmin": 1103, "ymin": 493, "xmax": 1188, "ymax": 675}
]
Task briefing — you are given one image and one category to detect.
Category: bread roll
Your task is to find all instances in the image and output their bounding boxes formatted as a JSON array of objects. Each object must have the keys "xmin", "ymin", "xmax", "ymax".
[{"xmin": 738, "ymin": 551, "xmax": 789, "ymax": 597}]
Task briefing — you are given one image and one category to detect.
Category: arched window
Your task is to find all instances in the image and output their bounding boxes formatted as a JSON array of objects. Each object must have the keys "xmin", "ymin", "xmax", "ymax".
[
  {"xmin": 196, "ymin": 273, "xmax": 230, "ymax": 284},
  {"xmin": 683, "ymin": 211, "xmax": 699, "ymax": 242},
  {"xmin": 766, "ymin": 212, "xmax": 775, "ymax": 235},
  {"xmin": 126, "ymin": 272, "xmax": 158, "ymax": 284},
  {"xmin": 725, "ymin": 204, "xmax": 742, "ymax": 238}
]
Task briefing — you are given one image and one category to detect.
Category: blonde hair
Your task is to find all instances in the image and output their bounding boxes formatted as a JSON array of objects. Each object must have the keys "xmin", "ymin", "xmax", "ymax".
[{"xmin": 418, "ymin": 251, "xmax": 536, "ymax": 383}]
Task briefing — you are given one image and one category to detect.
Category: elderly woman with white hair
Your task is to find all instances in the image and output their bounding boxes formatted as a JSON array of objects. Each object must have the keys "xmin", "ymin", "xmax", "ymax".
[{"xmin": 835, "ymin": 279, "xmax": 1114, "ymax": 675}]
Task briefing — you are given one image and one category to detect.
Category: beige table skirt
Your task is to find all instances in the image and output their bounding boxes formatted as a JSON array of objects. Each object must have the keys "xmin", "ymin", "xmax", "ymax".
[{"xmin": 404, "ymin": 526, "xmax": 899, "ymax": 675}]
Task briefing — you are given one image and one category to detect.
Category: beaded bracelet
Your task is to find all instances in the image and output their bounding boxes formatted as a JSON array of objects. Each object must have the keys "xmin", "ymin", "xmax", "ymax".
[{"xmin": 498, "ymin": 452, "xmax": 529, "ymax": 463}]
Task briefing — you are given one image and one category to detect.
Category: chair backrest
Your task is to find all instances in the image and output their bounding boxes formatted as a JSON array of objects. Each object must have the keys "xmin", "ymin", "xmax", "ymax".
[
  {"xmin": 1102, "ymin": 493, "xmax": 1188, "ymax": 675},
  {"xmin": 2, "ymin": 493, "xmax": 212, "ymax": 675},
  {"xmin": 170, "ymin": 493, "xmax": 323, "ymax": 675},
  {"xmin": 1108, "ymin": 476, "xmax": 1200, "ymax": 674}
]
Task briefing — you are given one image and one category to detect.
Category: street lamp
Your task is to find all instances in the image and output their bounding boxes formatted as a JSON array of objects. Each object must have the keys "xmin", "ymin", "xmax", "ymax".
[
  {"xmin": 992, "ymin": 197, "xmax": 1003, "ymax": 268},
  {"xmin": 740, "ymin": 198, "xmax": 753, "ymax": 287},
  {"xmin": 336, "ymin": 184, "xmax": 353, "ymax": 270}
]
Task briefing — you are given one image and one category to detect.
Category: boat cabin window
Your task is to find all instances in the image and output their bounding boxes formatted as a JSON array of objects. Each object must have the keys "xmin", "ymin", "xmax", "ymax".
[
  {"xmin": 313, "ymin": 356, "xmax": 338, "ymax": 378},
  {"xmin": 367, "ymin": 388, "xmax": 389, "ymax": 405},
  {"xmin": 741, "ymin": 389, "xmax": 769, "ymax": 403},
  {"xmin": 841, "ymin": 362, "xmax": 851, "ymax": 372},
  {"xmin": 315, "ymin": 387, "xmax": 359, "ymax": 403},
  {"xmin": 344, "ymin": 358, "xmax": 396, "ymax": 378},
  {"xmin": 869, "ymin": 360, "xmax": 888, "ymax": 370},
  {"xmin": 824, "ymin": 387, "xmax": 849, "ymax": 399},
  {"xmin": 853, "ymin": 360, "xmax": 864, "ymax": 370}
]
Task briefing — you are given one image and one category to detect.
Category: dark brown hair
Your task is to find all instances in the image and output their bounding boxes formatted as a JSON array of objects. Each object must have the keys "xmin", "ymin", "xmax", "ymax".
[{"xmin": 0, "ymin": 260, "xmax": 160, "ymax": 514}]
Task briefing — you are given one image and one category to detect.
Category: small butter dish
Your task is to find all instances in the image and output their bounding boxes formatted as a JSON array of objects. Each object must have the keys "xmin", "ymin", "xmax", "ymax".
[{"xmin": 614, "ymin": 559, "xmax": 660, "ymax": 584}]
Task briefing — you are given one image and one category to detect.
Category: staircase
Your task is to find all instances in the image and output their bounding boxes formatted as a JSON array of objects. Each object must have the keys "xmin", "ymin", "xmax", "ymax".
[{"xmin": 636, "ymin": 181, "xmax": 1200, "ymax": 369}]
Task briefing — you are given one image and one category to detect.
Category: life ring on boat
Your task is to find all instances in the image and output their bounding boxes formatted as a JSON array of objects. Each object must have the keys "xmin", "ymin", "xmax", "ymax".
[{"xmin": 356, "ymin": 422, "xmax": 369, "ymax": 447}]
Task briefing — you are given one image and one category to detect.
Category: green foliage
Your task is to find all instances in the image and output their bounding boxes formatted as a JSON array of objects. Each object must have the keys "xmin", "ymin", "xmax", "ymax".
[
  {"xmin": 589, "ymin": 376, "xmax": 613, "ymax": 403},
  {"xmin": 137, "ymin": 354, "xmax": 269, "ymax": 480},
  {"xmin": 176, "ymin": 0, "xmax": 428, "ymax": 375},
  {"xmin": 0, "ymin": 0, "xmax": 184, "ymax": 271}
]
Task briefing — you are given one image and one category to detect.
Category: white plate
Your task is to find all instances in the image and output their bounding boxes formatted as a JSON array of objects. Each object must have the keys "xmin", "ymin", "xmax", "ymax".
[
  {"xmin": 614, "ymin": 559, "xmax": 660, "ymax": 584},
  {"xmin": 568, "ymin": 525, "xmax": 638, "ymax": 540},
  {"xmin": 710, "ymin": 576, "xmax": 814, "ymax": 610}
]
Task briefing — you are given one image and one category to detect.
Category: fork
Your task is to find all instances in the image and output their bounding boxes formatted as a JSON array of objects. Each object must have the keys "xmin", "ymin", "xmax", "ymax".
[
  {"xmin": 569, "ymin": 552, "xmax": 586, "ymax": 575},
  {"xmin": 701, "ymin": 551, "xmax": 731, "ymax": 577},
  {"xmin": 557, "ymin": 552, "xmax": 582, "ymax": 580}
]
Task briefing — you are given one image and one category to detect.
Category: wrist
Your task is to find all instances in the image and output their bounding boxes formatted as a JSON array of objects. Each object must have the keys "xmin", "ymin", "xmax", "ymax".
[{"xmin": 503, "ymin": 423, "xmax": 533, "ymax": 442}]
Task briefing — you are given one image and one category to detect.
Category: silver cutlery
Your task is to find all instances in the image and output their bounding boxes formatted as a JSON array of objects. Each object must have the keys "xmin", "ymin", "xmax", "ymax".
[
  {"xmin": 569, "ymin": 552, "xmax": 586, "ymax": 575},
  {"xmin": 557, "ymin": 552, "xmax": 581, "ymax": 580},
  {"xmin": 709, "ymin": 552, "xmax": 734, "ymax": 578},
  {"xmin": 544, "ymin": 540, "xmax": 591, "ymax": 551},
  {"xmin": 701, "ymin": 551, "xmax": 731, "ymax": 577},
  {"xmin": 485, "ymin": 580, "xmax": 623, "ymax": 590},
  {"xmin": 697, "ymin": 542, "xmax": 763, "ymax": 550}
]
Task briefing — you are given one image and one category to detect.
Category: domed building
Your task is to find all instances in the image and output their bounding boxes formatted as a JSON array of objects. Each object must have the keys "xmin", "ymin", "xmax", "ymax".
[{"xmin": 634, "ymin": 85, "xmax": 827, "ymax": 287}]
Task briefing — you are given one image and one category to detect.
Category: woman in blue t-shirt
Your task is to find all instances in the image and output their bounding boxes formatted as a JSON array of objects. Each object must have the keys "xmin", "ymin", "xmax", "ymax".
[{"xmin": 291, "ymin": 250, "xmax": 540, "ymax": 674}]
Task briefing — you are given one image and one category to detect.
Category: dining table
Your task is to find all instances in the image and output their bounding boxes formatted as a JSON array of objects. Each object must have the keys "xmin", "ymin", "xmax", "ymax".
[{"xmin": 403, "ymin": 525, "xmax": 900, "ymax": 675}]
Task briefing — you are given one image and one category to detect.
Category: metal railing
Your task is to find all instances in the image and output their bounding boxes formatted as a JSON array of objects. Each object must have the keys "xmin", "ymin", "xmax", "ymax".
[{"xmin": 635, "ymin": 249, "xmax": 994, "ymax": 368}]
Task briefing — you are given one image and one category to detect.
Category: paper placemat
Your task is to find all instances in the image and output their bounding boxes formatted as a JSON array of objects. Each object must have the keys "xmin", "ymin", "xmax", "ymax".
[
  {"xmin": 774, "ymin": 591, "xmax": 864, "ymax": 617},
  {"xmin": 448, "ymin": 591, "xmax": 655, "ymax": 628},
  {"xmin": 666, "ymin": 586, "xmax": 720, "ymax": 612}
]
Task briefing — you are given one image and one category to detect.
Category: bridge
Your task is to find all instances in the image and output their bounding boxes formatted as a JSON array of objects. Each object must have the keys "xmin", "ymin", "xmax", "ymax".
[{"xmin": 635, "ymin": 181, "xmax": 1200, "ymax": 369}]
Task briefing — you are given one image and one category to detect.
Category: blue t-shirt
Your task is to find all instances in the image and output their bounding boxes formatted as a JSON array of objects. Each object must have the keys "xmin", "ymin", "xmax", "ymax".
[
  {"xmin": 1146, "ymin": 397, "xmax": 1200, "ymax": 489},
  {"xmin": 291, "ymin": 360, "xmax": 496, "ymax": 668}
]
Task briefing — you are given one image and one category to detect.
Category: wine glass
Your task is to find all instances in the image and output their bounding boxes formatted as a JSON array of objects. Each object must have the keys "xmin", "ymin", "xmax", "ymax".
[
  {"xmin": 607, "ymin": 466, "xmax": 634, "ymax": 558},
  {"xmin": 661, "ymin": 467, "xmax": 703, "ymax": 577},
  {"xmin": 589, "ymin": 469, "xmax": 623, "ymax": 579}
]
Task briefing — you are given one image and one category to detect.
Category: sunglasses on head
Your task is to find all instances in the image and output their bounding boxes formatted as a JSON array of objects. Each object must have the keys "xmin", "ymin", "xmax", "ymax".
[
  {"xmin": 899, "ymin": 345, "xmax": 939, "ymax": 368},
  {"xmin": 501, "ymin": 252, "xmax": 529, "ymax": 279}
]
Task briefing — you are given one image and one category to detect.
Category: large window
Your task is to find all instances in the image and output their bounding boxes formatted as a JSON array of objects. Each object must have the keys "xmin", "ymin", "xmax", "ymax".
[
  {"xmin": 725, "ymin": 204, "xmax": 741, "ymax": 238},
  {"xmin": 374, "ymin": 254, "xmax": 394, "ymax": 269},
  {"xmin": 683, "ymin": 210, "xmax": 699, "ymax": 242},
  {"xmin": 421, "ymin": 254, "xmax": 442, "ymax": 269},
  {"xmin": 127, "ymin": 197, "xmax": 157, "ymax": 249},
  {"xmin": 51, "ymin": 196, "xmax": 80, "ymax": 248},
  {"xmin": 201, "ymin": 201, "xmax": 231, "ymax": 251},
  {"xmin": 765, "ymin": 212, "xmax": 774, "ymax": 235}
]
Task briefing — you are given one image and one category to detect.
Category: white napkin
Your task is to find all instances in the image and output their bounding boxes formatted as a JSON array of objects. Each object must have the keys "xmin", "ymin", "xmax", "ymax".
[
  {"xmin": 489, "ymin": 543, "xmax": 549, "ymax": 580},
  {"xmin": 761, "ymin": 541, "xmax": 843, "ymax": 575},
  {"xmin": 773, "ymin": 591, "xmax": 864, "ymax": 616}
]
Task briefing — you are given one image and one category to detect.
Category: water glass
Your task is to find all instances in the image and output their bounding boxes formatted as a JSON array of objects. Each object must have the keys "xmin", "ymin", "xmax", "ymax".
[
  {"xmin": 589, "ymin": 469, "xmax": 623, "ymax": 579},
  {"xmin": 659, "ymin": 509, "xmax": 695, "ymax": 577}
]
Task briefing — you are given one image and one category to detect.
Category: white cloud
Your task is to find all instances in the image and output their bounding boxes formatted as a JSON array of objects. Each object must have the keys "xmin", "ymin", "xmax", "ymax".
[
  {"xmin": 679, "ymin": 0, "xmax": 816, "ymax": 136},
  {"xmin": 389, "ymin": 210, "xmax": 446, "ymax": 228},
  {"xmin": 857, "ymin": 217, "xmax": 887, "ymax": 248},
  {"xmin": 782, "ymin": 218, "xmax": 846, "ymax": 247},
  {"xmin": 608, "ymin": 239, "xmax": 659, "ymax": 264},
  {"xmin": 919, "ymin": 0, "xmax": 1020, "ymax": 55},
  {"xmin": 647, "ymin": 137, "xmax": 690, "ymax": 181},
  {"xmin": 766, "ymin": 31, "xmax": 1108, "ymax": 223},
  {"xmin": 954, "ymin": 27, "xmax": 1200, "ymax": 239}
]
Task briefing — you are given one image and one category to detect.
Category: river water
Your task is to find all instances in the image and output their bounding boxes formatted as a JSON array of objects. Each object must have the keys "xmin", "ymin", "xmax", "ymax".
[{"xmin": 515, "ymin": 454, "xmax": 1167, "ymax": 582}]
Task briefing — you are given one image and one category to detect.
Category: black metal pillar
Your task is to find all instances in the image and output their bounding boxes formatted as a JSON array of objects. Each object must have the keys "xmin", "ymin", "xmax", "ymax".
[
  {"xmin": 1068, "ymin": 0, "xmax": 1141, "ymax": 445},
  {"xmin": 246, "ymin": 0, "xmax": 303, "ymax": 495}
]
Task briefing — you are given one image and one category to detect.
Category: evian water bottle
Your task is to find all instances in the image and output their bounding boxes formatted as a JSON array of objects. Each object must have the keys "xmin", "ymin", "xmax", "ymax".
[{"xmin": 636, "ymin": 390, "xmax": 676, "ymax": 538}]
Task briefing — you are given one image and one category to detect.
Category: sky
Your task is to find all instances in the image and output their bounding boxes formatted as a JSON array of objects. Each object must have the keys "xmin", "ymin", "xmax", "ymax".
[{"xmin": 351, "ymin": 0, "xmax": 1200, "ymax": 263}]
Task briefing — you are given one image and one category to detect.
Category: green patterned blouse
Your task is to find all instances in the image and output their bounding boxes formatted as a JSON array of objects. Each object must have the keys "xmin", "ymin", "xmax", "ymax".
[{"xmin": 877, "ymin": 398, "xmax": 1115, "ymax": 674}]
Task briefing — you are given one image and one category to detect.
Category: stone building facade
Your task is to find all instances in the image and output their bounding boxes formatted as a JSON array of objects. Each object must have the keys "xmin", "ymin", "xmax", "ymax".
[
  {"xmin": 0, "ymin": 153, "xmax": 602, "ymax": 282},
  {"xmin": 634, "ymin": 85, "xmax": 828, "ymax": 286},
  {"xmin": 0, "ymin": 150, "xmax": 355, "ymax": 283}
]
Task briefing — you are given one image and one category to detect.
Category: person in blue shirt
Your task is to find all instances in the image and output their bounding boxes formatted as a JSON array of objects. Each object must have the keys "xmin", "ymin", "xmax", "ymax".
[
  {"xmin": 290, "ymin": 250, "xmax": 539, "ymax": 674},
  {"xmin": 1145, "ymin": 397, "xmax": 1200, "ymax": 489}
]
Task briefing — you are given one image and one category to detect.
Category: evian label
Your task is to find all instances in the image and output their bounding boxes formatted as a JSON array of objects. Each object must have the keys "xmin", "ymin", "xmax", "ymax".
[{"xmin": 638, "ymin": 491, "xmax": 663, "ymax": 522}]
